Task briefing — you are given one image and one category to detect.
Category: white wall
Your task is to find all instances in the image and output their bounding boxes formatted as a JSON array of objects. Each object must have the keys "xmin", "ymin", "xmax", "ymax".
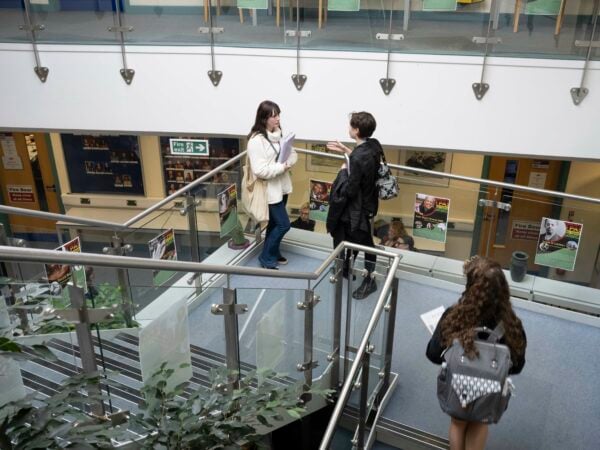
[{"xmin": 0, "ymin": 43, "xmax": 599, "ymax": 160}]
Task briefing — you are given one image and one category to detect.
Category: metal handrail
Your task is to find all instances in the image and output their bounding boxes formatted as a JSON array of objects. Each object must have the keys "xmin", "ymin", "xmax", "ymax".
[
  {"xmin": 2, "ymin": 147, "xmax": 600, "ymax": 231},
  {"xmin": 319, "ymin": 253, "xmax": 402, "ymax": 450},
  {"xmin": 296, "ymin": 148, "xmax": 600, "ymax": 205},
  {"xmin": 0, "ymin": 205, "xmax": 128, "ymax": 231},
  {"xmin": 0, "ymin": 241, "xmax": 396, "ymax": 281},
  {"xmin": 123, "ymin": 152, "xmax": 247, "ymax": 228}
]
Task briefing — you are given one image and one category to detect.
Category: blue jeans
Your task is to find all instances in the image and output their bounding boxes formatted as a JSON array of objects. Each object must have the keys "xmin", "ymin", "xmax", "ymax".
[{"xmin": 259, "ymin": 195, "xmax": 290, "ymax": 268}]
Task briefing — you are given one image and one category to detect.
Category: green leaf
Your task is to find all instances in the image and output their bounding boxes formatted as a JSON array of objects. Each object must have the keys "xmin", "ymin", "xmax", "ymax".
[{"xmin": 287, "ymin": 409, "xmax": 302, "ymax": 419}]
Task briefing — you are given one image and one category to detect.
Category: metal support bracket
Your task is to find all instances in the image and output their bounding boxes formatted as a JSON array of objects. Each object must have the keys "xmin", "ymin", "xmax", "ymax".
[
  {"xmin": 574, "ymin": 40, "xmax": 600, "ymax": 48},
  {"xmin": 198, "ymin": 27, "xmax": 224, "ymax": 34},
  {"xmin": 211, "ymin": 303, "xmax": 248, "ymax": 315},
  {"xmin": 471, "ymin": 0, "xmax": 500, "ymax": 101},
  {"xmin": 110, "ymin": 0, "xmax": 135, "ymax": 85},
  {"xmin": 376, "ymin": 33, "xmax": 404, "ymax": 41},
  {"xmin": 291, "ymin": 74, "xmax": 307, "ymax": 91},
  {"xmin": 20, "ymin": 0, "xmax": 48, "ymax": 82},
  {"xmin": 570, "ymin": 1, "xmax": 599, "ymax": 105},
  {"xmin": 472, "ymin": 36, "xmax": 502, "ymax": 45},
  {"xmin": 479, "ymin": 198, "xmax": 511, "ymax": 211},
  {"xmin": 204, "ymin": 4, "xmax": 223, "ymax": 86},
  {"xmin": 296, "ymin": 294, "xmax": 320, "ymax": 310},
  {"xmin": 378, "ymin": 8, "xmax": 398, "ymax": 96},
  {"xmin": 291, "ymin": 1, "xmax": 308, "ymax": 91},
  {"xmin": 297, "ymin": 360, "xmax": 319, "ymax": 372},
  {"xmin": 56, "ymin": 307, "xmax": 117, "ymax": 324},
  {"xmin": 472, "ymin": 83, "xmax": 490, "ymax": 100},
  {"xmin": 379, "ymin": 78, "xmax": 396, "ymax": 96},
  {"xmin": 286, "ymin": 30, "xmax": 311, "ymax": 38}
]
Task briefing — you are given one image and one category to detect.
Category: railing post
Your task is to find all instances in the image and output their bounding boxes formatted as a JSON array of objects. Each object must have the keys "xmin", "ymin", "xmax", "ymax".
[
  {"xmin": 356, "ymin": 349, "xmax": 371, "ymax": 450},
  {"xmin": 69, "ymin": 285, "xmax": 104, "ymax": 416},
  {"xmin": 184, "ymin": 193, "xmax": 201, "ymax": 264},
  {"xmin": 379, "ymin": 276, "xmax": 399, "ymax": 398},
  {"xmin": 103, "ymin": 235, "xmax": 134, "ymax": 327},
  {"xmin": 212, "ymin": 287, "xmax": 246, "ymax": 388},
  {"xmin": 297, "ymin": 289, "xmax": 318, "ymax": 392},
  {"xmin": 330, "ymin": 258, "xmax": 344, "ymax": 389}
]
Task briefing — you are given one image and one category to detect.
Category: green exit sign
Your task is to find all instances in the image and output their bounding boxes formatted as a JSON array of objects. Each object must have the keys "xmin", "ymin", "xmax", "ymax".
[{"xmin": 169, "ymin": 138, "xmax": 209, "ymax": 156}]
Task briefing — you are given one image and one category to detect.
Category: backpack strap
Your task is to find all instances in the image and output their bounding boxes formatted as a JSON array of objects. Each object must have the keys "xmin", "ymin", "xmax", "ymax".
[{"xmin": 473, "ymin": 324, "xmax": 504, "ymax": 343}]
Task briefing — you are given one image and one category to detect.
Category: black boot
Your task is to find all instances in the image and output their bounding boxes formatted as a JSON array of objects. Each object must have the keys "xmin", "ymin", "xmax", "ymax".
[{"xmin": 352, "ymin": 276, "xmax": 377, "ymax": 300}]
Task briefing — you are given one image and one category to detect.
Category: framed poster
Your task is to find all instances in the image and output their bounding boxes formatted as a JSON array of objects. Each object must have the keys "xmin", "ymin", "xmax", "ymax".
[
  {"xmin": 305, "ymin": 143, "xmax": 344, "ymax": 174},
  {"xmin": 62, "ymin": 134, "xmax": 144, "ymax": 195},
  {"xmin": 398, "ymin": 149, "xmax": 453, "ymax": 186}
]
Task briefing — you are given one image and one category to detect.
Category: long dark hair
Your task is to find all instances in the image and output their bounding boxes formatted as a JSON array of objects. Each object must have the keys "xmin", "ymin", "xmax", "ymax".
[
  {"xmin": 248, "ymin": 100, "xmax": 281, "ymax": 139},
  {"xmin": 440, "ymin": 256, "xmax": 526, "ymax": 362}
]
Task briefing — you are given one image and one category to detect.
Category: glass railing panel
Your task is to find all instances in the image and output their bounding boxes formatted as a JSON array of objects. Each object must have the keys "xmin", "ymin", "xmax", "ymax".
[
  {"xmin": 28, "ymin": 0, "xmax": 117, "ymax": 44},
  {"xmin": 0, "ymin": 1, "xmax": 26, "ymax": 43},
  {"xmin": 491, "ymin": 0, "xmax": 597, "ymax": 60},
  {"xmin": 394, "ymin": 1, "xmax": 489, "ymax": 57},
  {"xmin": 490, "ymin": 190, "xmax": 600, "ymax": 301},
  {"xmin": 311, "ymin": 257, "xmax": 338, "ymax": 380},
  {"xmin": 120, "ymin": 1, "xmax": 205, "ymax": 45},
  {"xmin": 237, "ymin": 287, "xmax": 307, "ymax": 381}
]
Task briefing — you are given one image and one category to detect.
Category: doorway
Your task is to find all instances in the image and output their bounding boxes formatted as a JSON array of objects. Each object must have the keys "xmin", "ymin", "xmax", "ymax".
[
  {"xmin": 477, "ymin": 157, "xmax": 567, "ymax": 272},
  {"xmin": 0, "ymin": 132, "xmax": 63, "ymax": 245}
]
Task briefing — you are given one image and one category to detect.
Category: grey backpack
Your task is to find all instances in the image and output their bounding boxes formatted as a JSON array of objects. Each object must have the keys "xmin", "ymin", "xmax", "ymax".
[{"xmin": 437, "ymin": 324, "xmax": 514, "ymax": 424}]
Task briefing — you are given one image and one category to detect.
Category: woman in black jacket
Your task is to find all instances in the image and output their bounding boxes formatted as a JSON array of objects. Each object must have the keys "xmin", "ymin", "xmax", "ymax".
[
  {"xmin": 426, "ymin": 256, "xmax": 527, "ymax": 450},
  {"xmin": 326, "ymin": 111, "xmax": 382, "ymax": 299}
]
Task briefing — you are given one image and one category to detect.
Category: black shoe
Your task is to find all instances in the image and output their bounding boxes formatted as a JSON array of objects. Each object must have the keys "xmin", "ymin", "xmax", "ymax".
[
  {"xmin": 277, "ymin": 256, "xmax": 288, "ymax": 265},
  {"xmin": 352, "ymin": 278, "xmax": 377, "ymax": 300}
]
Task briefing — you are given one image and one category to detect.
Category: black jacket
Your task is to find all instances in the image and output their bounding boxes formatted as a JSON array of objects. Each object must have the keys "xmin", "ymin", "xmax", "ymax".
[
  {"xmin": 426, "ymin": 306, "xmax": 527, "ymax": 375},
  {"xmin": 326, "ymin": 138, "xmax": 382, "ymax": 234}
]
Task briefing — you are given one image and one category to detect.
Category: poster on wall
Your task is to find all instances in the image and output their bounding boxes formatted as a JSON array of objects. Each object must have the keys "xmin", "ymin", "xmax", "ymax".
[
  {"xmin": 309, "ymin": 179, "xmax": 332, "ymax": 222},
  {"xmin": 148, "ymin": 229, "xmax": 177, "ymax": 286},
  {"xmin": 45, "ymin": 237, "xmax": 87, "ymax": 292},
  {"xmin": 61, "ymin": 134, "xmax": 144, "ymax": 195},
  {"xmin": 534, "ymin": 217, "xmax": 582, "ymax": 271},
  {"xmin": 218, "ymin": 184, "xmax": 239, "ymax": 238},
  {"xmin": 412, "ymin": 193, "xmax": 450, "ymax": 243}
]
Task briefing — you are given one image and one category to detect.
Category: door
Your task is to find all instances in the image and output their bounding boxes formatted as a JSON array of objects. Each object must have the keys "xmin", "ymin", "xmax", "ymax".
[
  {"xmin": 0, "ymin": 132, "xmax": 62, "ymax": 242},
  {"xmin": 478, "ymin": 157, "xmax": 565, "ymax": 271}
]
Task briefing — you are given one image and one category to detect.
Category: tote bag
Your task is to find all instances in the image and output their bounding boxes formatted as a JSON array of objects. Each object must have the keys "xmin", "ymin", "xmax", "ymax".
[{"xmin": 241, "ymin": 157, "xmax": 269, "ymax": 223}]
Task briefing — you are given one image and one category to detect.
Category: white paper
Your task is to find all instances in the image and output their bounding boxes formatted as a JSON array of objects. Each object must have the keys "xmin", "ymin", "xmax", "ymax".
[
  {"xmin": 420, "ymin": 306, "xmax": 445, "ymax": 335},
  {"xmin": 278, "ymin": 132, "xmax": 295, "ymax": 163}
]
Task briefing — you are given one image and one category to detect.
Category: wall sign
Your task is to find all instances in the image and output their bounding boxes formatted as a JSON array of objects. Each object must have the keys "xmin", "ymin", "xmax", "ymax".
[
  {"xmin": 7, "ymin": 185, "xmax": 35, "ymax": 203},
  {"xmin": 511, "ymin": 220, "xmax": 540, "ymax": 241},
  {"xmin": 169, "ymin": 138, "xmax": 209, "ymax": 156}
]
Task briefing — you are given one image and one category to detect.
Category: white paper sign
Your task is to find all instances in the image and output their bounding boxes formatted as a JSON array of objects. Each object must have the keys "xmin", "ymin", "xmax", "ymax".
[
  {"xmin": 528, "ymin": 172, "xmax": 547, "ymax": 189},
  {"xmin": 420, "ymin": 306, "xmax": 445, "ymax": 335}
]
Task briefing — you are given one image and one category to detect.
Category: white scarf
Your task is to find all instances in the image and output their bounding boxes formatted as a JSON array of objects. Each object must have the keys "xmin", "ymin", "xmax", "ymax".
[{"xmin": 266, "ymin": 128, "xmax": 282, "ymax": 143}]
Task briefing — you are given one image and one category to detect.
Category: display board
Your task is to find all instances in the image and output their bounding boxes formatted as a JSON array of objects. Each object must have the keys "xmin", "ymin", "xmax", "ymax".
[
  {"xmin": 62, "ymin": 134, "xmax": 144, "ymax": 195},
  {"xmin": 160, "ymin": 136, "xmax": 240, "ymax": 196}
]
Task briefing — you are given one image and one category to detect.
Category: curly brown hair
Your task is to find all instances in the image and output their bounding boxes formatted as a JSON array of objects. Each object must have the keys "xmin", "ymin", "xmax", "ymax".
[{"xmin": 440, "ymin": 256, "xmax": 526, "ymax": 363}]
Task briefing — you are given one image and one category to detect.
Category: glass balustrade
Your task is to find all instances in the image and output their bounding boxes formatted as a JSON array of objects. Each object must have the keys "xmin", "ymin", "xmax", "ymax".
[{"xmin": 1, "ymin": 0, "xmax": 598, "ymax": 60}]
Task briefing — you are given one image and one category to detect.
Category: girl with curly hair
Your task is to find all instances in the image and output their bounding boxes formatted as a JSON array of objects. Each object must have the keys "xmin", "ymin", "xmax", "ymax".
[{"xmin": 426, "ymin": 256, "xmax": 527, "ymax": 450}]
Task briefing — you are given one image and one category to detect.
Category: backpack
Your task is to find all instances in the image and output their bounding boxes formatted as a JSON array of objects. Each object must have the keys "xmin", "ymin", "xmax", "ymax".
[
  {"xmin": 376, "ymin": 152, "xmax": 399, "ymax": 200},
  {"xmin": 437, "ymin": 324, "xmax": 514, "ymax": 424}
]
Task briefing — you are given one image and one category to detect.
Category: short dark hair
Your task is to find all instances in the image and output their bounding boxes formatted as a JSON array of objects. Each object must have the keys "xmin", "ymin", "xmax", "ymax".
[{"xmin": 349, "ymin": 111, "xmax": 376, "ymax": 138}]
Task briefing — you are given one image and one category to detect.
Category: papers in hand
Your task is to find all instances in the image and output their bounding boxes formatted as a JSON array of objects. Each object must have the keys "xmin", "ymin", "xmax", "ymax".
[
  {"xmin": 420, "ymin": 306, "xmax": 445, "ymax": 335},
  {"xmin": 278, "ymin": 132, "xmax": 295, "ymax": 163}
]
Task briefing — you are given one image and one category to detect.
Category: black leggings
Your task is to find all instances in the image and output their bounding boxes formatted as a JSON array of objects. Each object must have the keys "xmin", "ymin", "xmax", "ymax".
[{"xmin": 332, "ymin": 222, "xmax": 376, "ymax": 274}]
